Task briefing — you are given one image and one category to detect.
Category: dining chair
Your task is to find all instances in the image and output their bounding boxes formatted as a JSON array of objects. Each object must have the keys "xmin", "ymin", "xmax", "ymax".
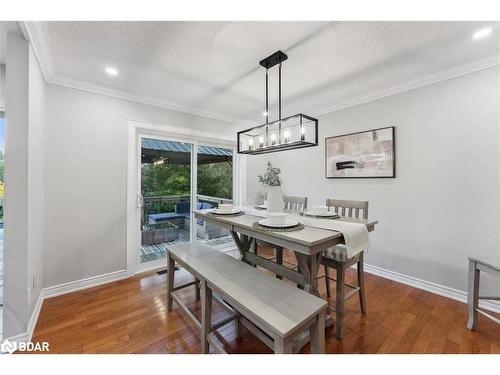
[
  {"xmin": 320, "ymin": 199, "xmax": 369, "ymax": 339},
  {"xmin": 256, "ymin": 195, "xmax": 308, "ymax": 280}
]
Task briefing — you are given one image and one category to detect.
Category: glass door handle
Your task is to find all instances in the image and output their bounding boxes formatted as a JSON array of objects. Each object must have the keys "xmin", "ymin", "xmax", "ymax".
[{"xmin": 137, "ymin": 194, "xmax": 144, "ymax": 208}]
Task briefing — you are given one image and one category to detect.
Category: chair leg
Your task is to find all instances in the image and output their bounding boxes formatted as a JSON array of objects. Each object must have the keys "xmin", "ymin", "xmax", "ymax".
[
  {"xmin": 467, "ymin": 259, "xmax": 480, "ymax": 330},
  {"xmin": 336, "ymin": 265, "xmax": 345, "ymax": 339},
  {"xmin": 324, "ymin": 264, "xmax": 331, "ymax": 298},
  {"xmin": 357, "ymin": 252, "xmax": 366, "ymax": 313}
]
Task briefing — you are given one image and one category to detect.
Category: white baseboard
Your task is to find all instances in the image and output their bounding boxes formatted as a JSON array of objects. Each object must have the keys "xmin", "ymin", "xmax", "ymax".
[
  {"xmin": 26, "ymin": 292, "xmax": 44, "ymax": 342},
  {"xmin": 363, "ymin": 263, "xmax": 500, "ymax": 314},
  {"xmin": 5, "ymin": 269, "xmax": 128, "ymax": 343},
  {"xmin": 42, "ymin": 270, "xmax": 128, "ymax": 299}
]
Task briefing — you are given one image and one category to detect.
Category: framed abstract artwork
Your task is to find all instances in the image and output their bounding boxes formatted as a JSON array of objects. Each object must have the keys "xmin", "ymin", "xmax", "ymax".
[{"xmin": 325, "ymin": 126, "xmax": 395, "ymax": 178}]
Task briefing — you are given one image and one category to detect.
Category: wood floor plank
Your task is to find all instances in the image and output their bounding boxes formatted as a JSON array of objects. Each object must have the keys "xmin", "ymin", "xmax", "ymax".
[{"xmin": 29, "ymin": 246, "xmax": 500, "ymax": 354}]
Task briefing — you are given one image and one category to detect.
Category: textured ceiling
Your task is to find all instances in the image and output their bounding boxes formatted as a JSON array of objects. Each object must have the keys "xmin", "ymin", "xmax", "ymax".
[{"xmin": 31, "ymin": 21, "xmax": 500, "ymax": 124}]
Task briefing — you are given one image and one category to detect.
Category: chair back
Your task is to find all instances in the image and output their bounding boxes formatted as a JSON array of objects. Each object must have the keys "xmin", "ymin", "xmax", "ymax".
[
  {"xmin": 257, "ymin": 192, "xmax": 266, "ymax": 205},
  {"xmin": 325, "ymin": 199, "xmax": 369, "ymax": 219},
  {"xmin": 284, "ymin": 195, "xmax": 308, "ymax": 212}
]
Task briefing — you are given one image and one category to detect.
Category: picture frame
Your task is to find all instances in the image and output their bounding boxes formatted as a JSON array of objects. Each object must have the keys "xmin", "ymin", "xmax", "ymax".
[{"xmin": 325, "ymin": 126, "xmax": 395, "ymax": 178}]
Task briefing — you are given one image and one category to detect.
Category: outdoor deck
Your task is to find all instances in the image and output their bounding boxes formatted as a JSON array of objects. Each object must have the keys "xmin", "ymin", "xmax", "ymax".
[{"xmin": 140, "ymin": 225, "xmax": 237, "ymax": 264}]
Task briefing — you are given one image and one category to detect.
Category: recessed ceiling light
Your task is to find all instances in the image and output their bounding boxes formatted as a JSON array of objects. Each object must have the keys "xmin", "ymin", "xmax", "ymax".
[
  {"xmin": 473, "ymin": 27, "xmax": 493, "ymax": 40},
  {"xmin": 105, "ymin": 67, "xmax": 118, "ymax": 76}
]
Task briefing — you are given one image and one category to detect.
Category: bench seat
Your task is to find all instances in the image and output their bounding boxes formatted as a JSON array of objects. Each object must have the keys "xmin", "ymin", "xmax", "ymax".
[{"xmin": 167, "ymin": 242, "xmax": 327, "ymax": 354}]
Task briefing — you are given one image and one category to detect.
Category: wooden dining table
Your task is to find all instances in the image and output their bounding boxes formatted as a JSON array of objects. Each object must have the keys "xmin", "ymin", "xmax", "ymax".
[
  {"xmin": 193, "ymin": 208, "xmax": 378, "ymax": 296},
  {"xmin": 193, "ymin": 208, "xmax": 378, "ymax": 351}
]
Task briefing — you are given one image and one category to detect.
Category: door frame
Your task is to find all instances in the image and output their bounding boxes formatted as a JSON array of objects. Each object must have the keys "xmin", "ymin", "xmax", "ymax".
[{"xmin": 126, "ymin": 120, "xmax": 243, "ymax": 275}]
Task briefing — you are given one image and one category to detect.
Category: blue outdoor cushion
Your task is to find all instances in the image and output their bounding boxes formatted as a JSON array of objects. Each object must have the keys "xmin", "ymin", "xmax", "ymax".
[{"xmin": 148, "ymin": 213, "xmax": 185, "ymax": 223}]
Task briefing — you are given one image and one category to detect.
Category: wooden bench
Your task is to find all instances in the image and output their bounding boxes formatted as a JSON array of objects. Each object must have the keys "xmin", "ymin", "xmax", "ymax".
[{"xmin": 166, "ymin": 242, "xmax": 327, "ymax": 354}]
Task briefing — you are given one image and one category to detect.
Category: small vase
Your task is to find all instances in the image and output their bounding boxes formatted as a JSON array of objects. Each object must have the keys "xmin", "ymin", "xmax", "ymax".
[{"xmin": 267, "ymin": 186, "xmax": 284, "ymax": 213}]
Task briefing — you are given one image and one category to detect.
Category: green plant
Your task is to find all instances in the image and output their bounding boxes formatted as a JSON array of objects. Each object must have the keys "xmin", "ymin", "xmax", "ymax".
[{"xmin": 258, "ymin": 161, "xmax": 281, "ymax": 187}]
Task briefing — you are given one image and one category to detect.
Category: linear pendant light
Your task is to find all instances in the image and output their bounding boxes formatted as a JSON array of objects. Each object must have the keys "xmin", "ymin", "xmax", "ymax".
[{"xmin": 237, "ymin": 50, "xmax": 318, "ymax": 155}]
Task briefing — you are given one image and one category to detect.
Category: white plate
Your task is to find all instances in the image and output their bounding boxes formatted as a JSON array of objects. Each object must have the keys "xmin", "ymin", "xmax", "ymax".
[
  {"xmin": 258, "ymin": 218, "xmax": 299, "ymax": 228},
  {"xmin": 212, "ymin": 208, "xmax": 243, "ymax": 215},
  {"xmin": 305, "ymin": 211, "xmax": 339, "ymax": 218}
]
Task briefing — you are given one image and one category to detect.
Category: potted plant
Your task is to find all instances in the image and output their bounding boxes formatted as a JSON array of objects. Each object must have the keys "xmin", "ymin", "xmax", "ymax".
[{"xmin": 258, "ymin": 161, "xmax": 284, "ymax": 212}]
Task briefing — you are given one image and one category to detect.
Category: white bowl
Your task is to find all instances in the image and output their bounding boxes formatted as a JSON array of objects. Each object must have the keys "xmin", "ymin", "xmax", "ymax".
[
  {"xmin": 311, "ymin": 205, "xmax": 328, "ymax": 214},
  {"xmin": 266, "ymin": 212, "xmax": 288, "ymax": 224},
  {"xmin": 219, "ymin": 204, "xmax": 234, "ymax": 213}
]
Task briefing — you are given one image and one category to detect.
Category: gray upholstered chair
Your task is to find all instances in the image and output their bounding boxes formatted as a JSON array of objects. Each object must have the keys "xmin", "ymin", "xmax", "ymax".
[{"xmin": 320, "ymin": 199, "xmax": 369, "ymax": 339}]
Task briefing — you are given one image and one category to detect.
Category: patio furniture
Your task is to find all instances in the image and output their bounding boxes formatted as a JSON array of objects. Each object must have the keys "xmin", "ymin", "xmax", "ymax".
[
  {"xmin": 147, "ymin": 201, "xmax": 227, "ymax": 240},
  {"xmin": 320, "ymin": 199, "xmax": 369, "ymax": 339},
  {"xmin": 141, "ymin": 222, "xmax": 179, "ymax": 245},
  {"xmin": 467, "ymin": 256, "xmax": 500, "ymax": 330},
  {"xmin": 167, "ymin": 241, "xmax": 327, "ymax": 354}
]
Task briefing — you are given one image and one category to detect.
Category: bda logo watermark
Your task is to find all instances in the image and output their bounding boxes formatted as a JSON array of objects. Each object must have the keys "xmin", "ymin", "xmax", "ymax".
[{"xmin": 1, "ymin": 339, "xmax": 50, "ymax": 354}]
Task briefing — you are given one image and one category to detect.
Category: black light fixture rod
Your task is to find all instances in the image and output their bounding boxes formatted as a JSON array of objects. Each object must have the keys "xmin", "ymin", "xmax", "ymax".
[
  {"xmin": 265, "ymin": 69, "xmax": 269, "ymax": 124},
  {"xmin": 278, "ymin": 63, "xmax": 282, "ymax": 121},
  {"xmin": 278, "ymin": 63, "xmax": 282, "ymax": 143}
]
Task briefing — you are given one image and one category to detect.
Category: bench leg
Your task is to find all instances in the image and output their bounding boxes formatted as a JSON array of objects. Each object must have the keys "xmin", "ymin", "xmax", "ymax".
[
  {"xmin": 467, "ymin": 259, "xmax": 480, "ymax": 330},
  {"xmin": 166, "ymin": 253, "xmax": 175, "ymax": 311},
  {"xmin": 310, "ymin": 310, "xmax": 325, "ymax": 354},
  {"xmin": 336, "ymin": 264, "xmax": 345, "ymax": 339},
  {"xmin": 274, "ymin": 336, "xmax": 292, "ymax": 354},
  {"xmin": 201, "ymin": 279, "xmax": 212, "ymax": 354}
]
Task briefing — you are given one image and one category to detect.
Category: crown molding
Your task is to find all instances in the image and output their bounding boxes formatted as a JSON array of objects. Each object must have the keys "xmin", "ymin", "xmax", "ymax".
[
  {"xmin": 23, "ymin": 21, "xmax": 500, "ymax": 127},
  {"xmin": 48, "ymin": 74, "xmax": 256, "ymax": 127},
  {"xmin": 22, "ymin": 21, "xmax": 256, "ymax": 128},
  {"xmin": 315, "ymin": 55, "xmax": 500, "ymax": 116},
  {"xmin": 23, "ymin": 21, "xmax": 55, "ymax": 80}
]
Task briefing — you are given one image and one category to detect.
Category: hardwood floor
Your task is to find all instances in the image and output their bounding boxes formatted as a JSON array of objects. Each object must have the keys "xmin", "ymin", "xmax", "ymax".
[{"xmin": 31, "ymin": 247, "xmax": 500, "ymax": 354}]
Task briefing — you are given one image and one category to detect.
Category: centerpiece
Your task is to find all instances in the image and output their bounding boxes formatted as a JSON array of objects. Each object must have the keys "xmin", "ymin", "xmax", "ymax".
[{"xmin": 258, "ymin": 161, "xmax": 284, "ymax": 212}]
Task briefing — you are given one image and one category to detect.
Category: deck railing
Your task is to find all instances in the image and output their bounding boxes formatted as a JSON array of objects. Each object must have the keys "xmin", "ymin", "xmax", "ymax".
[
  {"xmin": 196, "ymin": 194, "xmax": 233, "ymax": 205},
  {"xmin": 142, "ymin": 194, "xmax": 233, "ymax": 223}
]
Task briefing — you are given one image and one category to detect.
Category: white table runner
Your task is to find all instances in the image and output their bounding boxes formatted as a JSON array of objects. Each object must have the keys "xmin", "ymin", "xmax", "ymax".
[{"xmin": 243, "ymin": 207, "xmax": 370, "ymax": 258}]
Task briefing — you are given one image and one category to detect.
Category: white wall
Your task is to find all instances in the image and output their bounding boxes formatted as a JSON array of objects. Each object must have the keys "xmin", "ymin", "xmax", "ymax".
[
  {"xmin": 3, "ymin": 34, "xmax": 46, "ymax": 338},
  {"xmin": 0, "ymin": 64, "xmax": 5, "ymax": 107},
  {"xmin": 27, "ymin": 43, "xmax": 46, "ymax": 317},
  {"xmin": 4, "ymin": 33, "xmax": 29, "ymax": 338},
  {"xmin": 43, "ymin": 84, "xmax": 239, "ymax": 288},
  {"xmin": 247, "ymin": 66, "xmax": 500, "ymax": 296}
]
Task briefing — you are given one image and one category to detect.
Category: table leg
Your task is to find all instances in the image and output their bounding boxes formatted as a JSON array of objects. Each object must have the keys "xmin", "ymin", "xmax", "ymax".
[
  {"xmin": 275, "ymin": 247, "xmax": 284, "ymax": 280},
  {"xmin": 294, "ymin": 252, "xmax": 322, "ymax": 295},
  {"xmin": 467, "ymin": 259, "xmax": 480, "ymax": 330},
  {"xmin": 166, "ymin": 253, "xmax": 175, "ymax": 311}
]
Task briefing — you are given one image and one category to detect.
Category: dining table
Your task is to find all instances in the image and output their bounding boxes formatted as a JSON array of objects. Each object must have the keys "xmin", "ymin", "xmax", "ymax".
[
  {"xmin": 193, "ymin": 208, "xmax": 378, "ymax": 295},
  {"xmin": 193, "ymin": 207, "xmax": 378, "ymax": 351}
]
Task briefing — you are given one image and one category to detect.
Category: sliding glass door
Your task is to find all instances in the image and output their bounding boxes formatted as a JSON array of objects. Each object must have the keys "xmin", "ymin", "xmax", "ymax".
[
  {"xmin": 136, "ymin": 134, "xmax": 235, "ymax": 271},
  {"xmin": 139, "ymin": 138, "xmax": 193, "ymax": 266},
  {"xmin": 195, "ymin": 145, "xmax": 236, "ymax": 254}
]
